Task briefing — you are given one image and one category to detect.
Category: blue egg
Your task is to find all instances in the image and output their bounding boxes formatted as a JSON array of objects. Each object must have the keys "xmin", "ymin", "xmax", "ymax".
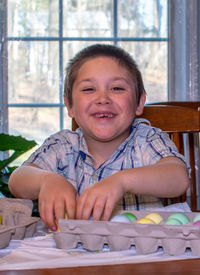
[{"xmin": 110, "ymin": 214, "xmax": 131, "ymax": 223}]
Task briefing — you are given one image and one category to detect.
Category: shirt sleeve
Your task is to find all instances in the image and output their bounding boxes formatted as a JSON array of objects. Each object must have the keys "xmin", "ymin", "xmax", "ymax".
[
  {"xmin": 22, "ymin": 132, "xmax": 72, "ymax": 173},
  {"xmin": 139, "ymin": 126, "xmax": 189, "ymax": 169}
]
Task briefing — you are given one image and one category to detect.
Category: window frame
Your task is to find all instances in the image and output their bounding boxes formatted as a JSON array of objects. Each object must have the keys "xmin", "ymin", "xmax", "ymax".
[
  {"xmin": 168, "ymin": 0, "xmax": 200, "ymax": 101},
  {"xmin": 0, "ymin": 0, "xmax": 8, "ymax": 134},
  {"xmin": 1, "ymin": 0, "xmax": 173, "ymax": 135}
]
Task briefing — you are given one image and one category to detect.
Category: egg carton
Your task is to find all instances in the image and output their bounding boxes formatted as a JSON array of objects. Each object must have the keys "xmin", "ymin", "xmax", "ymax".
[
  {"xmin": 0, "ymin": 198, "xmax": 40, "ymax": 249},
  {"xmin": 54, "ymin": 210, "xmax": 200, "ymax": 256}
]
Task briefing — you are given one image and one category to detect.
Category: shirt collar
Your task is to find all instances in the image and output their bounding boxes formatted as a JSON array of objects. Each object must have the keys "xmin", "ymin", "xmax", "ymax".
[{"xmin": 77, "ymin": 118, "xmax": 148, "ymax": 164}]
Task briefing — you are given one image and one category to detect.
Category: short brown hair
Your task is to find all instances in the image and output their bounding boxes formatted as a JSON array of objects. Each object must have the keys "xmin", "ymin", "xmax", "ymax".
[{"xmin": 64, "ymin": 44, "xmax": 146, "ymax": 107}]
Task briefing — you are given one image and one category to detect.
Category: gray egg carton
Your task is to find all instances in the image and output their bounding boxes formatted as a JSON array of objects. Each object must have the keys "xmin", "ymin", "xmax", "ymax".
[
  {"xmin": 54, "ymin": 210, "xmax": 200, "ymax": 256},
  {"xmin": 0, "ymin": 198, "xmax": 40, "ymax": 249}
]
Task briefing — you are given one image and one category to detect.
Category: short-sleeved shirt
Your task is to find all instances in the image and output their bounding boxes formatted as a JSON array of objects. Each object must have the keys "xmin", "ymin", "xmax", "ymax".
[{"xmin": 23, "ymin": 118, "xmax": 188, "ymax": 211}]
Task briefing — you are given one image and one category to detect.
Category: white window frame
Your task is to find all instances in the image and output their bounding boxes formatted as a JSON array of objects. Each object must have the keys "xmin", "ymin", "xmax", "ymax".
[{"xmin": 1, "ymin": 0, "xmax": 200, "ymax": 135}]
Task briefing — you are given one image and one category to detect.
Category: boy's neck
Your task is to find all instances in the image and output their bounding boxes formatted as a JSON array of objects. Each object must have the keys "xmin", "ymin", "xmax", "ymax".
[{"xmin": 86, "ymin": 137, "xmax": 125, "ymax": 169}]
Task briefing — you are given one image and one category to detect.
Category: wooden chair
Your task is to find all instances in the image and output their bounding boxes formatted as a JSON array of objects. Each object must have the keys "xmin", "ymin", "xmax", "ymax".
[
  {"xmin": 137, "ymin": 105, "xmax": 200, "ymax": 211},
  {"xmin": 72, "ymin": 105, "xmax": 200, "ymax": 211},
  {"xmin": 146, "ymin": 101, "xmax": 200, "ymax": 110}
]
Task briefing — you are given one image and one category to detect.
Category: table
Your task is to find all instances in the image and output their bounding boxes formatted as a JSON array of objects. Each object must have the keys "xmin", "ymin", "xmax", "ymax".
[
  {"xmin": 1, "ymin": 202, "xmax": 199, "ymax": 274},
  {"xmin": 0, "ymin": 258, "xmax": 200, "ymax": 275}
]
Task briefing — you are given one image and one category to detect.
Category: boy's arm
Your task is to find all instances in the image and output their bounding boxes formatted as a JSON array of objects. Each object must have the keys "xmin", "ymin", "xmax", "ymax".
[
  {"xmin": 120, "ymin": 156, "xmax": 189, "ymax": 198},
  {"xmin": 76, "ymin": 156, "xmax": 189, "ymax": 221},
  {"xmin": 9, "ymin": 164, "xmax": 53, "ymax": 199},
  {"xmin": 8, "ymin": 164, "xmax": 77, "ymax": 230}
]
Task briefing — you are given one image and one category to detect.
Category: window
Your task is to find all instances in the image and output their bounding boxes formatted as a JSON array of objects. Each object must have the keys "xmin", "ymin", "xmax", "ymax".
[{"xmin": 1, "ymin": 0, "xmax": 168, "ymax": 144}]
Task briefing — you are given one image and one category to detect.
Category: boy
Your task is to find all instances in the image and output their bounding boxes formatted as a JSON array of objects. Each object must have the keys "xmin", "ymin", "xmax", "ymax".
[{"xmin": 8, "ymin": 44, "xmax": 189, "ymax": 231}]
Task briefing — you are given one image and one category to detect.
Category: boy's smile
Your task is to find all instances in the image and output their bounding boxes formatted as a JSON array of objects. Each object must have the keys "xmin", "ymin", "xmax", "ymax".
[{"xmin": 65, "ymin": 56, "xmax": 145, "ymax": 156}]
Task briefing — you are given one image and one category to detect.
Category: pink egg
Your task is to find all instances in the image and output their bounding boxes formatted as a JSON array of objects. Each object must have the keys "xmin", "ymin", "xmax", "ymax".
[
  {"xmin": 193, "ymin": 220, "xmax": 200, "ymax": 226},
  {"xmin": 193, "ymin": 213, "xmax": 200, "ymax": 223}
]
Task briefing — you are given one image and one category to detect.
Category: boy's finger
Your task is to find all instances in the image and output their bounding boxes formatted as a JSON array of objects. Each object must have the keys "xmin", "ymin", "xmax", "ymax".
[
  {"xmin": 54, "ymin": 200, "xmax": 65, "ymax": 221},
  {"xmin": 101, "ymin": 199, "xmax": 115, "ymax": 221},
  {"xmin": 65, "ymin": 198, "xmax": 76, "ymax": 219},
  {"xmin": 76, "ymin": 193, "xmax": 86, "ymax": 219},
  {"xmin": 76, "ymin": 192, "xmax": 95, "ymax": 220},
  {"xmin": 92, "ymin": 197, "xmax": 107, "ymax": 221},
  {"xmin": 40, "ymin": 202, "xmax": 57, "ymax": 230}
]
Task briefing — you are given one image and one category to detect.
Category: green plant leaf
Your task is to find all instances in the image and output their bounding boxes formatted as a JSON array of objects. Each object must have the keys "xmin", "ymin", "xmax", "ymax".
[
  {"xmin": 0, "ymin": 133, "xmax": 37, "ymax": 198},
  {"xmin": 0, "ymin": 151, "xmax": 23, "ymax": 170},
  {"xmin": 0, "ymin": 134, "xmax": 37, "ymax": 170},
  {"xmin": 0, "ymin": 133, "xmax": 38, "ymax": 211},
  {"xmin": 0, "ymin": 134, "xmax": 37, "ymax": 151}
]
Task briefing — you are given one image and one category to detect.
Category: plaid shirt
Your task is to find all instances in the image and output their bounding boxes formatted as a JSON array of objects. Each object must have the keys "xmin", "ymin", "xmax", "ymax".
[{"xmin": 24, "ymin": 118, "xmax": 188, "ymax": 211}]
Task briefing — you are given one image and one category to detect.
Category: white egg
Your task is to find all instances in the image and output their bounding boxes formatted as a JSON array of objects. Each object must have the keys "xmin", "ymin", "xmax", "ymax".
[{"xmin": 110, "ymin": 214, "xmax": 131, "ymax": 223}]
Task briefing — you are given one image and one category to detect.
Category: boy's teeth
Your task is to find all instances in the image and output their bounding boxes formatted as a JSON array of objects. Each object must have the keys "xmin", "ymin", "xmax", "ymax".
[{"xmin": 95, "ymin": 113, "xmax": 113, "ymax": 118}]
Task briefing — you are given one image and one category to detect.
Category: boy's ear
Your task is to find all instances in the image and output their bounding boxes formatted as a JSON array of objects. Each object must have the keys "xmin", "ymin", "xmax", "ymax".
[
  {"xmin": 136, "ymin": 92, "xmax": 146, "ymax": 115},
  {"xmin": 64, "ymin": 95, "xmax": 74, "ymax": 118}
]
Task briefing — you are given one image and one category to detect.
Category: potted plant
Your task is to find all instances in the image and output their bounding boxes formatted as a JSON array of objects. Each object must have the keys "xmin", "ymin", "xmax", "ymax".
[{"xmin": 0, "ymin": 133, "xmax": 37, "ymax": 197}]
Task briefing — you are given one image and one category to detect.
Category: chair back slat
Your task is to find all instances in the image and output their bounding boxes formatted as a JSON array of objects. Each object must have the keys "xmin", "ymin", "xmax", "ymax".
[
  {"xmin": 188, "ymin": 133, "xmax": 197, "ymax": 210},
  {"xmin": 171, "ymin": 133, "xmax": 184, "ymax": 155},
  {"xmin": 147, "ymin": 101, "xmax": 200, "ymax": 110},
  {"xmin": 138, "ymin": 105, "xmax": 200, "ymax": 133}
]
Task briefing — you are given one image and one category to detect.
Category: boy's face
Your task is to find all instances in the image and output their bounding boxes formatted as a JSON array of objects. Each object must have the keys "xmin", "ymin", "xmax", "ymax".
[{"xmin": 65, "ymin": 56, "xmax": 145, "ymax": 146}]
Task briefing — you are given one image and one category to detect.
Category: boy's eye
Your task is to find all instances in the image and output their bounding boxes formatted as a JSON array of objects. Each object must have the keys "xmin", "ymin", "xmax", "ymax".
[
  {"xmin": 112, "ymin": 87, "xmax": 125, "ymax": 92},
  {"xmin": 82, "ymin": 88, "xmax": 94, "ymax": 92}
]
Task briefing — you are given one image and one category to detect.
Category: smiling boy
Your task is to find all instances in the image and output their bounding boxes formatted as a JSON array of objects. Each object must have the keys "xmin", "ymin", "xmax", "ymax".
[{"xmin": 8, "ymin": 44, "xmax": 189, "ymax": 230}]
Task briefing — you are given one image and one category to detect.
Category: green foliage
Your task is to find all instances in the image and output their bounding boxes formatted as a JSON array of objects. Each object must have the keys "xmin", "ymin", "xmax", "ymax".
[{"xmin": 0, "ymin": 133, "xmax": 37, "ymax": 198}]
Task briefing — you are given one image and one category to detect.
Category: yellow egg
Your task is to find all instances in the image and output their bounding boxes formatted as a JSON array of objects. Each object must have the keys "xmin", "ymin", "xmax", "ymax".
[
  {"xmin": 64, "ymin": 213, "xmax": 68, "ymax": 219},
  {"xmin": 57, "ymin": 225, "xmax": 60, "ymax": 232},
  {"xmin": 137, "ymin": 218, "xmax": 155, "ymax": 224},
  {"xmin": 0, "ymin": 215, "xmax": 1, "ymax": 225},
  {"xmin": 144, "ymin": 213, "xmax": 163, "ymax": 224}
]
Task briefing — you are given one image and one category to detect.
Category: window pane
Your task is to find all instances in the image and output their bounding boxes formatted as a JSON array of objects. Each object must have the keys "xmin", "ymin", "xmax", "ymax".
[
  {"xmin": 118, "ymin": 0, "xmax": 168, "ymax": 37},
  {"xmin": 8, "ymin": 41, "xmax": 59, "ymax": 104},
  {"xmin": 119, "ymin": 41, "xmax": 167, "ymax": 102},
  {"xmin": 7, "ymin": 0, "xmax": 59, "ymax": 37},
  {"xmin": 63, "ymin": 0, "xmax": 113, "ymax": 37},
  {"xmin": 63, "ymin": 107, "xmax": 72, "ymax": 130},
  {"xmin": 9, "ymin": 108, "xmax": 60, "ymax": 144}
]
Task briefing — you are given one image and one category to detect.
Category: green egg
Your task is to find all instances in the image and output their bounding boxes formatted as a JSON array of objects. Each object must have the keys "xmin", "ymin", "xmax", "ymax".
[
  {"xmin": 167, "ymin": 212, "xmax": 190, "ymax": 224},
  {"xmin": 165, "ymin": 218, "xmax": 182, "ymax": 225},
  {"xmin": 122, "ymin": 212, "xmax": 137, "ymax": 221}
]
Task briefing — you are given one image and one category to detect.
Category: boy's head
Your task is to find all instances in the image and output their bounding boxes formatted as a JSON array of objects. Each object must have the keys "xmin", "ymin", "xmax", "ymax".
[{"xmin": 64, "ymin": 44, "xmax": 146, "ymax": 107}]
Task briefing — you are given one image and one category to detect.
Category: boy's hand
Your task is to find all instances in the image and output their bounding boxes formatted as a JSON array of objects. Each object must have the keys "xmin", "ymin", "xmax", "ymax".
[
  {"xmin": 76, "ymin": 173, "xmax": 124, "ymax": 221},
  {"xmin": 38, "ymin": 173, "xmax": 77, "ymax": 230}
]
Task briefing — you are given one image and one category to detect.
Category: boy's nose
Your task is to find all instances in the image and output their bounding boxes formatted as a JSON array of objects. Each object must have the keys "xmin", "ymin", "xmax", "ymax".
[{"xmin": 96, "ymin": 89, "xmax": 111, "ymax": 105}]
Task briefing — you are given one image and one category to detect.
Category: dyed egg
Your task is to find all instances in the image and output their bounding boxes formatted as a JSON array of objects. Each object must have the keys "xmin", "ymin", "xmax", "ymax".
[
  {"xmin": 64, "ymin": 213, "xmax": 68, "ymax": 219},
  {"xmin": 137, "ymin": 218, "xmax": 155, "ymax": 224},
  {"xmin": 167, "ymin": 213, "xmax": 190, "ymax": 224},
  {"xmin": 193, "ymin": 220, "xmax": 200, "ymax": 226},
  {"xmin": 0, "ymin": 215, "xmax": 1, "ymax": 224},
  {"xmin": 122, "ymin": 212, "xmax": 137, "ymax": 221},
  {"xmin": 165, "ymin": 218, "xmax": 182, "ymax": 225},
  {"xmin": 144, "ymin": 213, "xmax": 163, "ymax": 224},
  {"xmin": 193, "ymin": 213, "xmax": 200, "ymax": 223},
  {"xmin": 110, "ymin": 214, "xmax": 131, "ymax": 223},
  {"xmin": 56, "ymin": 221, "xmax": 60, "ymax": 232}
]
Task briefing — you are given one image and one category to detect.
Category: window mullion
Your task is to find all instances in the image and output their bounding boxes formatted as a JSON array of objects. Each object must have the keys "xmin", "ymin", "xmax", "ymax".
[
  {"xmin": 0, "ymin": 0, "xmax": 8, "ymax": 134},
  {"xmin": 113, "ymin": 0, "xmax": 118, "ymax": 45},
  {"xmin": 59, "ymin": 0, "xmax": 64, "ymax": 130}
]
